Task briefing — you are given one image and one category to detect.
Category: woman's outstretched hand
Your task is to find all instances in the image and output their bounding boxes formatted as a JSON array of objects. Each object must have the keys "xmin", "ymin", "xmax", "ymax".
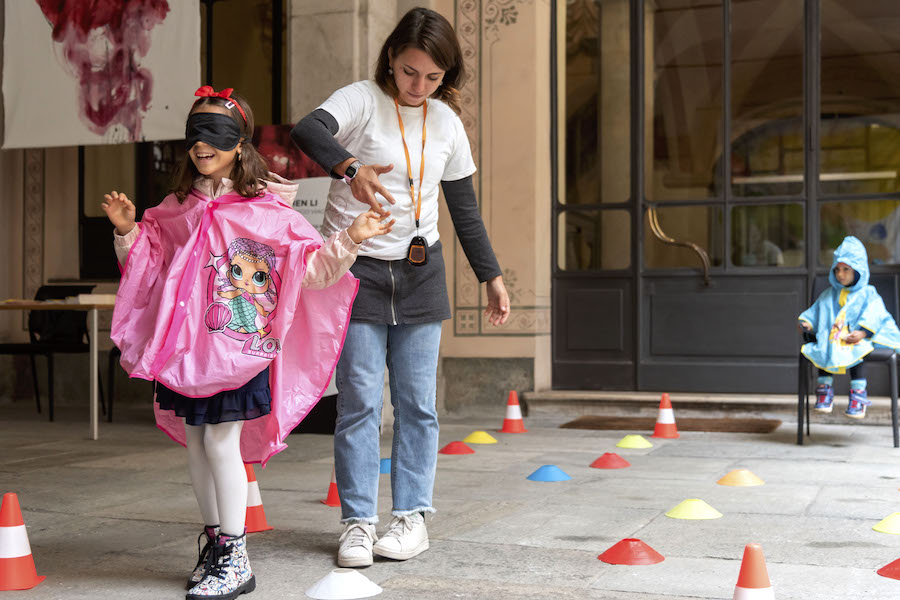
[
  {"xmin": 485, "ymin": 275, "xmax": 510, "ymax": 326},
  {"xmin": 347, "ymin": 210, "xmax": 396, "ymax": 244},
  {"xmin": 101, "ymin": 191, "xmax": 136, "ymax": 236},
  {"xmin": 350, "ymin": 164, "xmax": 397, "ymax": 216}
]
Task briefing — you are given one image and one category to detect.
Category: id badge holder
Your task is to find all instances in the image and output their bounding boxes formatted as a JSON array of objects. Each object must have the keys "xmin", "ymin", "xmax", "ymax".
[{"xmin": 407, "ymin": 236, "xmax": 428, "ymax": 266}]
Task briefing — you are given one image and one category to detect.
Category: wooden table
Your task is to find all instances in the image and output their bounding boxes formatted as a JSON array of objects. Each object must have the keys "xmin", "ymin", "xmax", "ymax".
[{"xmin": 0, "ymin": 300, "xmax": 115, "ymax": 440}]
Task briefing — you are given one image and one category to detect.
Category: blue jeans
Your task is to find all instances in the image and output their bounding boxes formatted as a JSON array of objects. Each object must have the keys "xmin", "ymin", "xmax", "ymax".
[{"xmin": 334, "ymin": 321, "xmax": 442, "ymax": 524}]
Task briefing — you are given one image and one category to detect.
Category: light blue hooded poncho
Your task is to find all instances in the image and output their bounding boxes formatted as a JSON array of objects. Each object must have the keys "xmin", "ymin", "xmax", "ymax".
[{"xmin": 799, "ymin": 236, "xmax": 900, "ymax": 374}]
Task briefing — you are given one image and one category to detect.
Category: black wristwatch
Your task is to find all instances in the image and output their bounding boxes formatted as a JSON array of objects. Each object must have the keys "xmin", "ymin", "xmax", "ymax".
[{"xmin": 342, "ymin": 160, "xmax": 363, "ymax": 184}]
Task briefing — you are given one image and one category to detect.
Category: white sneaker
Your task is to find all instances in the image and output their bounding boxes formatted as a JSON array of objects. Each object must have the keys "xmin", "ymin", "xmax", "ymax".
[
  {"xmin": 337, "ymin": 522, "xmax": 377, "ymax": 568},
  {"xmin": 373, "ymin": 513, "xmax": 429, "ymax": 561}
]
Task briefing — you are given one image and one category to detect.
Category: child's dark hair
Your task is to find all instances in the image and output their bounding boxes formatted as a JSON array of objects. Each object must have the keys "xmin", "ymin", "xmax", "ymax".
[
  {"xmin": 374, "ymin": 8, "xmax": 465, "ymax": 114},
  {"xmin": 171, "ymin": 90, "xmax": 269, "ymax": 202}
]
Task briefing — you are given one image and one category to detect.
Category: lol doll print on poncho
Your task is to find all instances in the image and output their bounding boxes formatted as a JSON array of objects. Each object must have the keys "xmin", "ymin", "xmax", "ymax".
[
  {"xmin": 209, "ymin": 237, "xmax": 279, "ymax": 338},
  {"xmin": 111, "ymin": 176, "xmax": 359, "ymax": 465},
  {"xmin": 799, "ymin": 236, "xmax": 900, "ymax": 374}
]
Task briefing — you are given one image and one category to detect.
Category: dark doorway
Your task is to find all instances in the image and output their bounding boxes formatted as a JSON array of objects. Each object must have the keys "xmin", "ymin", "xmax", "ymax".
[{"xmin": 553, "ymin": 0, "xmax": 900, "ymax": 394}]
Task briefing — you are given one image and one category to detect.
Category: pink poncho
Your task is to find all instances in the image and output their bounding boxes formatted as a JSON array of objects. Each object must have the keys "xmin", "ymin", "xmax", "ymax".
[{"xmin": 111, "ymin": 182, "xmax": 358, "ymax": 466}]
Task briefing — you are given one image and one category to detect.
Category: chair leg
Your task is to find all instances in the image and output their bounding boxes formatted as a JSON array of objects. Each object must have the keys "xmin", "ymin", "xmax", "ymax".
[
  {"xmin": 890, "ymin": 353, "xmax": 898, "ymax": 449},
  {"xmin": 107, "ymin": 350, "xmax": 116, "ymax": 423},
  {"xmin": 806, "ymin": 368, "xmax": 811, "ymax": 436},
  {"xmin": 797, "ymin": 353, "xmax": 805, "ymax": 445},
  {"xmin": 30, "ymin": 354, "xmax": 41, "ymax": 414},
  {"xmin": 47, "ymin": 353, "xmax": 54, "ymax": 422},
  {"xmin": 97, "ymin": 363, "xmax": 107, "ymax": 418}
]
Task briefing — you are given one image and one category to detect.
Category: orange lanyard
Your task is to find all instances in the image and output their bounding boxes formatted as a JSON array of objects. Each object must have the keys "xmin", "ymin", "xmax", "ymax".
[{"xmin": 394, "ymin": 98, "xmax": 427, "ymax": 230}]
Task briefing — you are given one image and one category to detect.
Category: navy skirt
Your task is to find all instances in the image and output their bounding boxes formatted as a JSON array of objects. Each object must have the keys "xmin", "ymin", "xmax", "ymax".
[{"xmin": 155, "ymin": 367, "xmax": 272, "ymax": 426}]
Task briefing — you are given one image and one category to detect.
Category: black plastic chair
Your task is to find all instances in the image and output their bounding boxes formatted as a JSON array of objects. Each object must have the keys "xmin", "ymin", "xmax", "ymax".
[
  {"xmin": 0, "ymin": 285, "xmax": 106, "ymax": 421},
  {"xmin": 797, "ymin": 275, "xmax": 899, "ymax": 447},
  {"xmin": 797, "ymin": 333, "xmax": 898, "ymax": 447}
]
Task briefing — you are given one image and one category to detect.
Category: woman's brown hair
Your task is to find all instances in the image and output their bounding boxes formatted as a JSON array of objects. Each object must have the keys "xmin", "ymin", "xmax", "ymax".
[
  {"xmin": 374, "ymin": 8, "xmax": 465, "ymax": 114},
  {"xmin": 171, "ymin": 90, "xmax": 270, "ymax": 202}
]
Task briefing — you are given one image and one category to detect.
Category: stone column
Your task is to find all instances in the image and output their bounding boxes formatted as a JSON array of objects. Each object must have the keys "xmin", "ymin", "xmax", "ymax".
[
  {"xmin": 289, "ymin": 0, "xmax": 361, "ymax": 120},
  {"xmin": 288, "ymin": 0, "xmax": 426, "ymax": 121}
]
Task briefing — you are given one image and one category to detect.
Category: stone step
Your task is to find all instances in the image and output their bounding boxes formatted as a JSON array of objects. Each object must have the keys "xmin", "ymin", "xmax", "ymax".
[{"xmin": 520, "ymin": 390, "xmax": 898, "ymax": 426}]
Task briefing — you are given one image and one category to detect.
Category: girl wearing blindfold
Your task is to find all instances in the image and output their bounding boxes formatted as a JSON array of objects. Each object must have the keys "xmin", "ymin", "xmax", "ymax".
[{"xmin": 101, "ymin": 87, "xmax": 395, "ymax": 600}]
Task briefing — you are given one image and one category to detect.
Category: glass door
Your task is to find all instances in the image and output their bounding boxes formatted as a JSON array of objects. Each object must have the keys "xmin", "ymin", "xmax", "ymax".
[{"xmin": 554, "ymin": 0, "xmax": 900, "ymax": 393}]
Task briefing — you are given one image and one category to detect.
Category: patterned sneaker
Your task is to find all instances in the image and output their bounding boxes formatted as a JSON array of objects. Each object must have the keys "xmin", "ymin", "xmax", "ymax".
[
  {"xmin": 186, "ymin": 533, "xmax": 255, "ymax": 600},
  {"xmin": 845, "ymin": 388, "xmax": 870, "ymax": 419},
  {"xmin": 186, "ymin": 525, "xmax": 219, "ymax": 590},
  {"xmin": 814, "ymin": 383, "xmax": 834, "ymax": 413},
  {"xmin": 373, "ymin": 513, "xmax": 429, "ymax": 561},
  {"xmin": 337, "ymin": 522, "xmax": 377, "ymax": 568}
]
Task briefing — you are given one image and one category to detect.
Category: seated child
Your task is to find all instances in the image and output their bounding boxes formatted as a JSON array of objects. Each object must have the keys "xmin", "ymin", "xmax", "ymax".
[{"xmin": 798, "ymin": 236, "xmax": 900, "ymax": 418}]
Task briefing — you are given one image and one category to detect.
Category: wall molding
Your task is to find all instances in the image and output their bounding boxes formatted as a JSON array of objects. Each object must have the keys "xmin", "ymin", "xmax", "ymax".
[{"xmin": 453, "ymin": 0, "xmax": 548, "ymax": 337}]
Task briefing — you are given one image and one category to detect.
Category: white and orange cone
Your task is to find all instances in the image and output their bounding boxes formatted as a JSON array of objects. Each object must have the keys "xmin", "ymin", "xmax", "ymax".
[
  {"xmin": 244, "ymin": 464, "xmax": 274, "ymax": 533},
  {"xmin": 499, "ymin": 391, "xmax": 528, "ymax": 433},
  {"xmin": 651, "ymin": 393, "xmax": 679, "ymax": 439},
  {"xmin": 320, "ymin": 467, "xmax": 341, "ymax": 507},
  {"xmin": 0, "ymin": 493, "xmax": 45, "ymax": 591},
  {"xmin": 733, "ymin": 543, "xmax": 774, "ymax": 599}
]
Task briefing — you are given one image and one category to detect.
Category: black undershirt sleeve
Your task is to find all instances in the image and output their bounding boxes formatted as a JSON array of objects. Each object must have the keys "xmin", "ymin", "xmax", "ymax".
[
  {"xmin": 441, "ymin": 176, "xmax": 502, "ymax": 283},
  {"xmin": 290, "ymin": 109, "xmax": 352, "ymax": 178}
]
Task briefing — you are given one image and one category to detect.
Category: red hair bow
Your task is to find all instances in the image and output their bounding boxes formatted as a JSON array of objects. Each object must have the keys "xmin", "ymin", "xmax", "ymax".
[{"xmin": 193, "ymin": 85, "xmax": 247, "ymax": 122}]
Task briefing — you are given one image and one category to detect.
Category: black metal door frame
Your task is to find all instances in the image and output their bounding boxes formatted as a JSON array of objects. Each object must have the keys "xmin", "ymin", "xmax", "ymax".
[{"xmin": 550, "ymin": 0, "xmax": 841, "ymax": 391}]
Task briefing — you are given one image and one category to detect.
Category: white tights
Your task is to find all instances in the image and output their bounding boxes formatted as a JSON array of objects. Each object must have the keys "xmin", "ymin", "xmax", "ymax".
[{"xmin": 184, "ymin": 421, "xmax": 247, "ymax": 537}]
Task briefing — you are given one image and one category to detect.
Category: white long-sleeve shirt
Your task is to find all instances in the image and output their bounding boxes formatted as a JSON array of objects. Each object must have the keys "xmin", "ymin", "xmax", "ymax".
[{"xmin": 113, "ymin": 177, "xmax": 359, "ymax": 290}]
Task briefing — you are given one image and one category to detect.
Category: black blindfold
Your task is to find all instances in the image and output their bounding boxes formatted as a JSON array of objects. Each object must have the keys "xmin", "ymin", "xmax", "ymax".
[{"xmin": 185, "ymin": 113, "xmax": 242, "ymax": 151}]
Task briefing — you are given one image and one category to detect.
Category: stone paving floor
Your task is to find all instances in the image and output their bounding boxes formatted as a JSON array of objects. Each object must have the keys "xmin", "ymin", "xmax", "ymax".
[{"xmin": 2, "ymin": 403, "xmax": 900, "ymax": 599}]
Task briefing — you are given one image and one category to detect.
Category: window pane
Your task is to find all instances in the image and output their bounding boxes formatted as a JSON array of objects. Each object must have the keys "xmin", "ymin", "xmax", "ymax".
[
  {"xmin": 212, "ymin": 0, "xmax": 281, "ymax": 124},
  {"xmin": 558, "ymin": 209, "xmax": 631, "ymax": 270},
  {"xmin": 730, "ymin": 0, "xmax": 803, "ymax": 197},
  {"xmin": 819, "ymin": 200, "xmax": 900, "ymax": 265},
  {"xmin": 731, "ymin": 204, "xmax": 804, "ymax": 267},
  {"xmin": 564, "ymin": 0, "xmax": 631, "ymax": 205},
  {"xmin": 644, "ymin": 205, "xmax": 723, "ymax": 268},
  {"xmin": 82, "ymin": 144, "xmax": 135, "ymax": 217},
  {"xmin": 137, "ymin": 140, "xmax": 183, "ymax": 212},
  {"xmin": 820, "ymin": 1, "xmax": 900, "ymax": 195},
  {"xmin": 648, "ymin": 0, "xmax": 723, "ymax": 201}
]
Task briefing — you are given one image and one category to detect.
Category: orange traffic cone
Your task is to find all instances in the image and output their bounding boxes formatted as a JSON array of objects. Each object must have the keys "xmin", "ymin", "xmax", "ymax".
[
  {"xmin": 320, "ymin": 467, "xmax": 341, "ymax": 507},
  {"xmin": 244, "ymin": 464, "xmax": 273, "ymax": 533},
  {"xmin": 733, "ymin": 543, "xmax": 774, "ymax": 599},
  {"xmin": 651, "ymin": 393, "xmax": 679, "ymax": 439},
  {"xmin": 499, "ymin": 391, "xmax": 528, "ymax": 433},
  {"xmin": 0, "ymin": 493, "xmax": 45, "ymax": 591}
]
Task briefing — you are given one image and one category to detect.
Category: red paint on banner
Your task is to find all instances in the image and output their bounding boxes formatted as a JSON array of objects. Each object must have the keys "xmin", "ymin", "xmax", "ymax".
[{"xmin": 35, "ymin": 0, "xmax": 170, "ymax": 140}]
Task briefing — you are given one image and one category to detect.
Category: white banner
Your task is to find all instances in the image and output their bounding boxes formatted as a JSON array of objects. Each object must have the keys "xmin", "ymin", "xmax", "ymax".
[
  {"xmin": 3, "ymin": 1, "xmax": 200, "ymax": 148},
  {"xmin": 291, "ymin": 176, "xmax": 332, "ymax": 232}
]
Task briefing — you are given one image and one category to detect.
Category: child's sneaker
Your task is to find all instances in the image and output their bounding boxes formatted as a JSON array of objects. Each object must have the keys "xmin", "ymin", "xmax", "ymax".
[
  {"xmin": 845, "ymin": 388, "xmax": 870, "ymax": 419},
  {"xmin": 814, "ymin": 383, "xmax": 834, "ymax": 413},
  {"xmin": 186, "ymin": 525, "xmax": 219, "ymax": 589},
  {"xmin": 186, "ymin": 533, "xmax": 255, "ymax": 599}
]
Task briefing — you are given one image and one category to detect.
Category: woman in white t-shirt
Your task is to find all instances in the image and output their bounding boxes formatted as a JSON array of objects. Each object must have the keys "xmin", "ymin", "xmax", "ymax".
[{"xmin": 292, "ymin": 7, "xmax": 510, "ymax": 569}]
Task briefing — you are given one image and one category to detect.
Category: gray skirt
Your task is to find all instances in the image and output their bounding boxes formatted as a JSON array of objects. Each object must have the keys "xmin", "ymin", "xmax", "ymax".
[{"xmin": 348, "ymin": 239, "xmax": 451, "ymax": 324}]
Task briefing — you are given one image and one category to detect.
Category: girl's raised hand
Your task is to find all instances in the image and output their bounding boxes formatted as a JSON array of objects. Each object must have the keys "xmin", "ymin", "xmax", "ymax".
[
  {"xmin": 101, "ymin": 191, "xmax": 136, "ymax": 236},
  {"xmin": 347, "ymin": 210, "xmax": 395, "ymax": 244}
]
